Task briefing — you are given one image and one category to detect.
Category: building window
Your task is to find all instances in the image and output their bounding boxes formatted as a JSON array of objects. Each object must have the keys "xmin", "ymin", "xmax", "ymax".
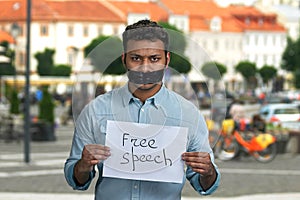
[
  {"xmin": 83, "ymin": 26, "xmax": 89, "ymax": 37},
  {"xmin": 17, "ymin": 51, "xmax": 25, "ymax": 67},
  {"xmin": 202, "ymin": 40, "xmax": 207, "ymax": 49},
  {"xmin": 98, "ymin": 26, "xmax": 103, "ymax": 36},
  {"xmin": 214, "ymin": 40, "xmax": 219, "ymax": 51},
  {"xmin": 40, "ymin": 24, "xmax": 48, "ymax": 36},
  {"xmin": 68, "ymin": 53, "xmax": 74, "ymax": 66},
  {"xmin": 67, "ymin": 47, "xmax": 78, "ymax": 67},
  {"xmin": 210, "ymin": 16, "xmax": 222, "ymax": 32},
  {"xmin": 112, "ymin": 26, "xmax": 118, "ymax": 35},
  {"xmin": 17, "ymin": 24, "xmax": 24, "ymax": 36},
  {"xmin": 68, "ymin": 25, "xmax": 74, "ymax": 37},
  {"xmin": 245, "ymin": 17, "xmax": 250, "ymax": 25},
  {"xmin": 258, "ymin": 18, "xmax": 264, "ymax": 26}
]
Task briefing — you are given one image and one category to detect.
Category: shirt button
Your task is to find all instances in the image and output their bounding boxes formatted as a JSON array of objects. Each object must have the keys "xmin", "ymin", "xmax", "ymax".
[
  {"xmin": 134, "ymin": 185, "xmax": 138, "ymax": 189},
  {"xmin": 141, "ymin": 108, "xmax": 144, "ymax": 112}
]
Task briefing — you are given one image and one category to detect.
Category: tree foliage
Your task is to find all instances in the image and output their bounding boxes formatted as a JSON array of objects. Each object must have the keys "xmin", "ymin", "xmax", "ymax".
[
  {"xmin": 84, "ymin": 22, "xmax": 192, "ymax": 75},
  {"xmin": 235, "ymin": 61, "xmax": 257, "ymax": 90},
  {"xmin": 159, "ymin": 22, "xmax": 191, "ymax": 74},
  {"xmin": 34, "ymin": 48, "xmax": 55, "ymax": 76},
  {"xmin": 281, "ymin": 37, "xmax": 297, "ymax": 72},
  {"xmin": 235, "ymin": 61, "xmax": 257, "ymax": 80},
  {"xmin": 169, "ymin": 53, "xmax": 191, "ymax": 74},
  {"xmin": 281, "ymin": 37, "xmax": 300, "ymax": 88},
  {"xmin": 38, "ymin": 85, "xmax": 55, "ymax": 123},
  {"xmin": 0, "ymin": 41, "xmax": 16, "ymax": 76},
  {"xmin": 10, "ymin": 89, "xmax": 20, "ymax": 114},
  {"xmin": 294, "ymin": 68, "xmax": 300, "ymax": 88},
  {"xmin": 52, "ymin": 64, "xmax": 72, "ymax": 77},
  {"xmin": 201, "ymin": 61, "xmax": 227, "ymax": 80},
  {"xmin": 258, "ymin": 65, "xmax": 277, "ymax": 84},
  {"xmin": 0, "ymin": 62, "xmax": 15, "ymax": 76},
  {"xmin": 158, "ymin": 22, "xmax": 186, "ymax": 54},
  {"xmin": 84, "ymin": 35, "xmax": 125, "ymax": 75}
]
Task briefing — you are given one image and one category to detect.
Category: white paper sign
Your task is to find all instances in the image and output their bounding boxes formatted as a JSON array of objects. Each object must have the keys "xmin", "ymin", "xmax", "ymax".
[{"xmin": 103, "ymin": 120, "xmax": 188, "ymax": 183}]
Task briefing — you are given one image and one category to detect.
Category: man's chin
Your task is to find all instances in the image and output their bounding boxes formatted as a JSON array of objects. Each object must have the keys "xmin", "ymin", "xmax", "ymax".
[
  {"xmin": 136, "ymin": 83, "xmax": 157, "ymax": 91},
  {"xmin": 131, "ymin": 83, "xmax": 160, "ymax": 91}
]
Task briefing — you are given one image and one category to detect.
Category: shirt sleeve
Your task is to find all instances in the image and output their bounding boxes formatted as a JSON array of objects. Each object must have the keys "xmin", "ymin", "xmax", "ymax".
[
  {"xmin": 64, "ymin": 103, "xmax": 97, "ymax": 190},
  {"xmin": 186, "ymin": 112, "xmax": 220, "ymax": 195}
]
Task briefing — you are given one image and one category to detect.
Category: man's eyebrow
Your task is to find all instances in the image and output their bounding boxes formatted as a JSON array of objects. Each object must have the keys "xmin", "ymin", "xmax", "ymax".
[{"xmin": 128, "ymin": 53, "xmax": 162, "ymax": 57}]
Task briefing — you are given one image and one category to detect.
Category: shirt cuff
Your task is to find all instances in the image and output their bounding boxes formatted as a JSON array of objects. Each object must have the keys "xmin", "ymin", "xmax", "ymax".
[
  {"xmin": 192, "ymin": 167, "xmax": 221, "ymax": 195},
  {"xmin": 65, "ymin": 162, "xmax": 95, "ymax": 190}
]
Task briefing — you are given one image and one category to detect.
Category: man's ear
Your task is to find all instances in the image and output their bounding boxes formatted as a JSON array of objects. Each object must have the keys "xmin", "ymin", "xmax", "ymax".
[
  {"xmin": 122, "ymin": 53, "xmax": 126, "ymax": 68},
  {"xmin": 166, "ymin": 52, "xmax": 170, "ymax": 67}
]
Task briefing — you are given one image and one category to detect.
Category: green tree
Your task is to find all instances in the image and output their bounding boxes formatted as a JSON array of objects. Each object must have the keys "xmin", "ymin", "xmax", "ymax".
[
  {"xmin": 0, "ymin": 41, "xmax": 16, "ymax": 76},
  {"xmin": 201, "ymin": 61, "xmax": 227, "ymax": 80},
  {"xmin": 281, "ymin": 37, "xmax": 297, "ymax": 72},
  {"xmin": 294, "ymin": 68, "xmax": 300, "ymax": 88},
  {"xmin": 0, "ymin": 41, "xmax": 18, "ymax": 114},
  {"xmin": 159, "ymin": 22, "xmax": 191, "ymax": 74},
  {"xmin": 84, "ymin": 36, "xmax": 125, "ymax": 75},
  {"xmin": 235, "ymin": 61, "xmax": 257, "ymax": 90},
  {"xmin": 52, "ymin": 64, "xmax": 72, "ymax": 77},
  {"xmin": 258, "ymin": 65, "xmax": 277, "ymax": 84},
  {"xmin": 10, "ymin": 89, "xmax": 20, "ymax": 114},
  {"xmin": 84, "ymin": 22, "xmax": 191, "ymax": 75},
  {"xmin": 38, "ymin": 85, "xmax": 55, "ymax": 123},
  {"xmin": 281, "ymin": 37, "xmax": 300, "ymax": 88},
  {"xmin": 34, "ymin": 48, "xmax": 55, "ymax": 76}
]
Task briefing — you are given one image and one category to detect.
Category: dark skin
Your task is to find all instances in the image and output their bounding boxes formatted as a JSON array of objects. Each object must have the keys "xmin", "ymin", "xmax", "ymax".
[{"xmin": 74, "ymin": 39, "xmax": 217, "ymax": 190}]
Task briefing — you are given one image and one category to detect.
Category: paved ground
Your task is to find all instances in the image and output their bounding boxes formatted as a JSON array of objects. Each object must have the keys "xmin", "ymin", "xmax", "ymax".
[
  {"xmin": 0, "ymin": 113, "xmax": 299, "ymax": 200},
  {"xmin": 1, "ymin": 192, "xmax": 300, "ymax": 200}
]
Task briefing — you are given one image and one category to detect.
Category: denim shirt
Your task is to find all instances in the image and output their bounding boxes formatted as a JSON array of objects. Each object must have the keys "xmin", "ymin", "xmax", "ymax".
[{"xmin": 64, "ymin": 84, "xmax": 220, "ymax": 200}]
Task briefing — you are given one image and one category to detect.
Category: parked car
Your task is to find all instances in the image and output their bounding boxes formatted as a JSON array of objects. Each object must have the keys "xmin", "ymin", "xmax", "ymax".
[{"xmin": 259, "ymin": 103, "xmax": 300, "ymax": 127}]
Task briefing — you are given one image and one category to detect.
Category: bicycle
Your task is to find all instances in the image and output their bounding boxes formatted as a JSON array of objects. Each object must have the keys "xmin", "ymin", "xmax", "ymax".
[{"xmin": 214, "ymin": 119, "xmax": 277, "ymax": 163}]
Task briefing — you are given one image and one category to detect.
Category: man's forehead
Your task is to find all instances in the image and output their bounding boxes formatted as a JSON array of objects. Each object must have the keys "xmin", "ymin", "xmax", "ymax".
[{"xmin": 126, "ymin": 39, "xmax": 165, "ymax": 53}]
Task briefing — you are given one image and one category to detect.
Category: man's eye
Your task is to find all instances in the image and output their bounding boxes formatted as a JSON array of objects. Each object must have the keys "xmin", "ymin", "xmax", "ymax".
[
  {"xmin": 131, "ymin": 56, "xmax": 140, "ymax": 61},
  {"xmin": 151, "ymin": 57, "xmax": 160, "ymax": 62}
]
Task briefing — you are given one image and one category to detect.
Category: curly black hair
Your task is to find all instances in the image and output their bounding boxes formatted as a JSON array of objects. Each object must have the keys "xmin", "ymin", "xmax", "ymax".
[{"xmin": 122, "ymin": 19, "xmax": 169, "ymax": 52}]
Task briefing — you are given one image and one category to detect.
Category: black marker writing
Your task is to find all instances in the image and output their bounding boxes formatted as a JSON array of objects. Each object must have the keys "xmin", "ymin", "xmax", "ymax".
[{"xmin": 120, "ymin": 147, "xmax": 172, "ymax": 171}]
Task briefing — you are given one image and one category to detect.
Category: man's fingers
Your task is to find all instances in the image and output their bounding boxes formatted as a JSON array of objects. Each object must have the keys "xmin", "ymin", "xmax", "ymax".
[
  {"xmin": 82, "ymin": 144, "xmax": 111, "ymax": 163},
  {"xmin": 182, "ymin": 152, "xmax": 210, "ymax": 163}
]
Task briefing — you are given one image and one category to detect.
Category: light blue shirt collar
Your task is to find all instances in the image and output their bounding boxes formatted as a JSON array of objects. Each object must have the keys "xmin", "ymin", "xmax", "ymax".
[{"xmin": 121, "ymin": 83, "xmax": 167, "ymax": 109}]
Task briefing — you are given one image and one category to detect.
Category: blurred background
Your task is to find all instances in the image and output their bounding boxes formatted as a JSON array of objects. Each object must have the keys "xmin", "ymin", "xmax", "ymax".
[{"xmin": 0, "ymin": 0, "xmax": 299, "ymax": 199}]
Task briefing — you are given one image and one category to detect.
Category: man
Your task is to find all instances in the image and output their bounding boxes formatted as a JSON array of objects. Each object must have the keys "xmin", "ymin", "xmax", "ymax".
[{"xmin": 64, "ymin": 19, "xmax": 220, "ymax": 199}]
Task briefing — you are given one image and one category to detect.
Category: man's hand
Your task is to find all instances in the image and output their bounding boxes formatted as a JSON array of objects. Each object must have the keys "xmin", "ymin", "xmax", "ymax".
[
  {"xmin": 74, "ymin": 144, "xmax": 111, "ymax": 185},
  {"xmin": 182, "ymin": 152, "xmax": 217, "ymax": 191}
]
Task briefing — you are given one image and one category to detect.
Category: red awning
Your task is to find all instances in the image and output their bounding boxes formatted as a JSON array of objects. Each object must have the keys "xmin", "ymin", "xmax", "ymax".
[{"xmin": 0, "ymin": 30, "xmax": 15, "ymax": 44}]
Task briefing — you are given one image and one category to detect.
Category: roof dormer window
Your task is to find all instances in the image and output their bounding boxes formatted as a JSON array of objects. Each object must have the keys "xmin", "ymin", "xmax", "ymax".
[
  {"xmin": 245, "ymin": 17, "xmax": 250, "ymax": 25},
  {"xmin": 258, "ymin": 18, "xmax": 264, "ymax": 26},
  {"xmin": 210, "ymin": 16, "xmax": 222, "ymax": 32}
]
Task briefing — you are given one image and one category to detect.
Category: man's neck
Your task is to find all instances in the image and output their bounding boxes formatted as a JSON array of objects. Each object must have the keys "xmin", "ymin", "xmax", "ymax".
[{"xmin": 128, "ymin": 83, "xmax": 162, "ymax": 103}]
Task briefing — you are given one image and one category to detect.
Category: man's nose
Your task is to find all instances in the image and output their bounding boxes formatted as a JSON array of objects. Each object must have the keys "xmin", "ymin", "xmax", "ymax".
[{"xmin": 140, "ymin": 59, "xmax": 151, "ymax": 72}]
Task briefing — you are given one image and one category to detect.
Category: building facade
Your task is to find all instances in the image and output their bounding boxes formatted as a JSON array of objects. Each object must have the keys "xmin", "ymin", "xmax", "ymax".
[{"xmin": 0, "ymin": 0, "xmax": 287, "ymax": 93}]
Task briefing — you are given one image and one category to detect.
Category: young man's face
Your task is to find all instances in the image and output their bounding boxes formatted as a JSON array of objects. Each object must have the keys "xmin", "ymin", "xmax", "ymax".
[{"xmin": 123, "ymin": 39, "xmax": 170, "ymax": 91}]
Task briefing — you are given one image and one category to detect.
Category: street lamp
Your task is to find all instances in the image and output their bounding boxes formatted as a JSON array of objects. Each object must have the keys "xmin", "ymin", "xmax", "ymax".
[{"xmin": 10, "ymin": 23, "xmax": 20, "ymax": 89}]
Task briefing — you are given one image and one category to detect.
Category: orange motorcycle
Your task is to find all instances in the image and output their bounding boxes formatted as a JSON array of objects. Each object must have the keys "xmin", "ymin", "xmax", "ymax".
[{"xmin": 214, "ymin": 119, "xmax": 277, "ymax": 163}]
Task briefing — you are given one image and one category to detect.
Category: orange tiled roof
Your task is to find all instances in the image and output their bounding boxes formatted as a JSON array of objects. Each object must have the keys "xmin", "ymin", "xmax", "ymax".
[
  {"xmin": 160, "ymin": 0, "xmax": 243, "ymax": 32},
  {"xmin": 106, "ymin": 1, "xmax": 168, "ymax": 22},
  {"xmin": 161, "ymin": 0, "xmax": 285, "ymax": 32},
  {"xmin": 0, "ymin": 0, "xmax": 27, "ymax": 21},
  {"xmin": 0, "ymin": 0, "xmax": 125, "ymax": 22},
  {"xmin": 0, "ymin": 0, "xmax": 285, "ymax": 32},
  {"xmin": 0, "ymin": 30, "xmax": 14, "ymax": 43},
  {"xmin": 228, "ymin": 5, "xmax": 286, "ymax": 32},
  {"xmin": 45, "ymin": 0, "xmax": 124, "ymax": 22}
]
